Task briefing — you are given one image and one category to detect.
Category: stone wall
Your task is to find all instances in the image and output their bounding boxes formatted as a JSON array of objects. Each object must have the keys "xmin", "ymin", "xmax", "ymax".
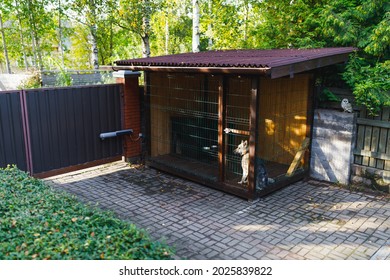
[
  {"xmin": 0, "ymin": 74, "xmax": 32, "ymax": 90},
  {"xmin": 351, "ymin": 165, "xmax": 390, "ymax": 192},
  {"xmin": 310, "ymin": 109, "xmax": 357, "ymax": 185}
]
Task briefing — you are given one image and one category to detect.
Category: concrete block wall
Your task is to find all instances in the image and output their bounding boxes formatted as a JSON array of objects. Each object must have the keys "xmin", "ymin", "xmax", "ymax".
[
  {"xmin": 0, "ymin": 74, "xmax": 32, "ymax": 90},
  {"xmin": 41, "ymin": 71, "xmax": 113, "ymax": 87},
  {"xmin": 0, "ymin": 71, "xmax": 114, "ymax": 90},
  {"xmin": 310, "ymin": 109, "xmax": 356, "ymax": 185}
]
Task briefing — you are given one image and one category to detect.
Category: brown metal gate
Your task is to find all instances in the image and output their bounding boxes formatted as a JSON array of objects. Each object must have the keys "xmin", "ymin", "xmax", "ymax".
[
  {"xmin": 0, "ymin": 84, "xmax": 123, "ymax": 177},
  {"xmin": 0, "ymin": 90, "xmax": 28, "ymax": 171}
]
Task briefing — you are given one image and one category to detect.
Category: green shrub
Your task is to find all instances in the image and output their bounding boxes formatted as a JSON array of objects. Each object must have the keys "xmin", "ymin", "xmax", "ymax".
[
  {"xmin": 0, "ymin": 166, "xmax": 173, "ymax": 260},
  {"xmin": 17, "ymin": 72, "xmax": 42, "ymax": 89},
  {"xmin": 320, "ymin": 88, "xmax": 341, "ymax": 102},
  {"xmin": 56, "ymin": 69, "xmax": 73, "ymax": 87}
]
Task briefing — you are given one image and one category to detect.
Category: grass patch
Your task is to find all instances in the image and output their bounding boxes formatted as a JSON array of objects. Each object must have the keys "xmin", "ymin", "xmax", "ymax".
[{"xmin": 0, "ymin": 165, "xmax": 173, "ymax": 260}]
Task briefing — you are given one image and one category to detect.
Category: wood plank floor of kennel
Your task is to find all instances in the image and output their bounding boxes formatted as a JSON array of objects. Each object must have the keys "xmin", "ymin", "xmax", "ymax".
[{"xmin": 114, "ymin": 48, "xmax": 356, "ymax": 200}]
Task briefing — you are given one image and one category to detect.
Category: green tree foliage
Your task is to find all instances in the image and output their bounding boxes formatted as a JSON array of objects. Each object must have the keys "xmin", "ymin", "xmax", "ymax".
[
  {"xmin": 21, "ymin": 0, "xmax": 57, "ymax": 70},
  {"xmin": 252, "ymin": 0, "xmax": 328, "ymax": 49},
  {"xmin": 0, "ymin": 0, "xmax": 389, "ymax": 113},
  {"xmin": 0, "ymin": 7, "xmax": 12, "ymax": 73},
  {"xmin": 320, "ymin": 0, "xmax": 390, "ymax": 114},
  {"xmin": 151, "ymin": 0, "xmax": 192, "ymax": 54},
  {"xmin": 114, "ymin": 0, "xmax": 160, "ymax": 57},
  {"xmin": 199, "ymin": 0, "xmax": 261, "ymax": 50},
  {"xmin": 343, "ymin": 55, "xmax": 390, "ymax": 114},
  {"xmin": 68, "ymin": 0, "xmax": 114, "ymax": 69},
  {"xmin": 1, "ymin": 0, "xmax": 57, "ymax": 71}
]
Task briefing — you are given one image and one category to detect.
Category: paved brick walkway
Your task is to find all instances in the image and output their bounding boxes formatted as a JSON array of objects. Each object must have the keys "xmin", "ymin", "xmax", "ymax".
[{"xmin": 45, "ymin": 161, "xmax": 390, "ymax": 260}]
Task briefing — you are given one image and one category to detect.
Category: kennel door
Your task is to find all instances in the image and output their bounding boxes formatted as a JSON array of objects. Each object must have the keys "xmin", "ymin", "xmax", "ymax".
[{"xmin": 222, "ymin": 76, "xmax": 251, "ymax": 187}]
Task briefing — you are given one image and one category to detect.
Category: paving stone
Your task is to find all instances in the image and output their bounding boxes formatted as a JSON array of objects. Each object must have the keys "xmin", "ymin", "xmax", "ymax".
[{"xmin": 46, "ymin": 161, "xmax": 390, "ymax": 260}]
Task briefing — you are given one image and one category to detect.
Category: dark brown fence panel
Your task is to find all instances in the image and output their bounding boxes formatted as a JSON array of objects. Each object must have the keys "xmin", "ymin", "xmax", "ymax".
[
  {"xmin": 354, "ymin": 107, "xmax": 390, "ymax": 171},
  {"xmin": 0, "ymin": 91, "xmax": 28, "ymax": 171},
  {"xmin": 24, "ymin": 84, "xmax": 123, "ymax": 175}
]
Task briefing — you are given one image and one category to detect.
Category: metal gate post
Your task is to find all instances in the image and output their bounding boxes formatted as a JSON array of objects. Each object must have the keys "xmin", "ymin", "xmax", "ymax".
[{"xmin": 19, "ymin": 90, "xmax": 33, "ymax": 175}]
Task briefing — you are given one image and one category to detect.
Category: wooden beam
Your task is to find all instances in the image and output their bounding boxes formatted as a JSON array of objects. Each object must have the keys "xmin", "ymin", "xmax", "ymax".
[
  {"xmin": 357, "ymin": 118, "xmax": 390, "ymax": 129},
  {"xmin": 286, "ymin": 137, "xmax": 310, "ymax": 176},
  {"xmin": 353, "ymin": 149, "xmax": 390, "ymax": 161}
]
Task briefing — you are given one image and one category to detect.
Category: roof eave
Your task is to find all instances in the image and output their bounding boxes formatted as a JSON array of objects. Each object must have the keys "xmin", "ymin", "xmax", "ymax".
[
  {"xmin": 270, "ymin": 52, "xmax": 352, "ymax": 79},
  {"xmin": 113, "ymin": 51, "xmax": 352, "ymax": 78},
  {"xmin": 112, "ymin": 65, "xmax": 271, "ymax": 76}
]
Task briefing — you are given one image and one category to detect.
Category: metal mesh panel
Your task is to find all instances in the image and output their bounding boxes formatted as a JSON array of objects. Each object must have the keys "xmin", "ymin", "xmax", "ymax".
[{"xmin": 148, "ymin": 73, "xmax": 219, "ymax": 182}]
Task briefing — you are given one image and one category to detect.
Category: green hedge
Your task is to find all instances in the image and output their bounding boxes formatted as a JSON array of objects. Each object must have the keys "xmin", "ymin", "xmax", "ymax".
[{"xmin": 0, "ymin": 166, "xmax": 173, "ymax": 260}]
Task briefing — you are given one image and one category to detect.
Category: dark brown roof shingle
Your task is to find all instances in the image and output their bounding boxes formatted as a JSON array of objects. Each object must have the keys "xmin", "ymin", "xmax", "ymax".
[{"xmin": 114, "ymin": 47, "xmax": 356, "ymax": 78}]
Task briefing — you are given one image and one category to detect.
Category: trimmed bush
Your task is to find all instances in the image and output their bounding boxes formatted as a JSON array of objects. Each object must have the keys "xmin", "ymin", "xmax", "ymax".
[{"xmin": 0, "ymin": 166, "xmax": 173, "ymax": 260}]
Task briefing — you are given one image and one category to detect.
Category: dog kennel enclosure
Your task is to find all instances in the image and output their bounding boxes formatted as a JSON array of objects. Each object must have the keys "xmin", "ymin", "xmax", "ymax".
[{"xmin": 115, "ymin": 48, "xmax": 355, "ymax": 199}]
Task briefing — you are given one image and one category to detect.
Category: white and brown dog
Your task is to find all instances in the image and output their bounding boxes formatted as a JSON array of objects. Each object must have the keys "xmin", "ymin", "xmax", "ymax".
[{"xmin": 234, "ymin": 140, "xmax": 249, "ymax": 184}]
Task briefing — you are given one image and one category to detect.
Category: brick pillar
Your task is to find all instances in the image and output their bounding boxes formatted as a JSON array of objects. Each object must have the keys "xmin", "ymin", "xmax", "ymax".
[{"xmin": 114, "ymin": 70, "xmax": 141, "ymax": 162}]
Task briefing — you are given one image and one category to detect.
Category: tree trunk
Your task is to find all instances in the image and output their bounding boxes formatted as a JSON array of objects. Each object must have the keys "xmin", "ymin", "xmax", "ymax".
[
  {"xmin": 142, "ymin": 0, "xmax": 151, "ymax": 57},
  {"xmin": 58, "ymin": 0, "xmax": 65, "ymax": 66},
  {"xmin": 15, "ymin": 0, "xmax": 28, "ymax": 70},
  {"xmin": 165, "ymin": 13, "xmax": 169, "ymax": 55},
  {"xmin": 0, "ymin": 13, "xmax": 11, "ymax": 74},
  {"xmin": 243, "ymin": 0, "xmax": 249, "ymax": 44},
  {"xmin": 90, "ymin": 25, "xmax": 99, "ymax": 69},
  {"xmin": 192, "ymin": 0, "xmax": 200, "ymax": 53},
  {"xmin": 207, "ymin": 0, "xmax": 212, "ymax": 49},
  {"xmin": 142, "ymin": 34, "xmax": 151, "ymax": 58},
  {"xmin": 27, "ymin": 0, "xmax": 43, "ymax": 70}
]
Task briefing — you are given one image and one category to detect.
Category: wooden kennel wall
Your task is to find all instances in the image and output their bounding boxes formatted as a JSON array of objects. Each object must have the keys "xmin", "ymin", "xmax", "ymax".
[{"xmin": 144, "ymin": 72, "xmax": 312, "ymax": 199}]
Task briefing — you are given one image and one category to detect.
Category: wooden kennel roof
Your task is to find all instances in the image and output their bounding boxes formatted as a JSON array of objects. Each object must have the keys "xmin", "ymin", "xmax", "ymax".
[{"xmin": 114, "ymin": 47, "xmax": 356, "ymax": 79}]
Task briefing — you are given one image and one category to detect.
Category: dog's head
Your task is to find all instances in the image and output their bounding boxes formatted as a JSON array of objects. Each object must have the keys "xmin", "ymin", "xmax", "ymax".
[{"xmin": 234, "ymin": 140, "xmax": 249, "ymax": 156}]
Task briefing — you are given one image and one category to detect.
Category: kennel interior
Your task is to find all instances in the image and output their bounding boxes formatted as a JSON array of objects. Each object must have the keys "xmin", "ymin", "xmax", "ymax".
[{"xmin": 145, "ymin": 72, "xmax": 312, "ymax": 198}]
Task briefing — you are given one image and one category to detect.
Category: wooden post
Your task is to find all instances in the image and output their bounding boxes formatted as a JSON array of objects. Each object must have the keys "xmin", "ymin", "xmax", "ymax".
[
  {"xmin": 218, "ymin": 75, "xmax": 227, "ymax": 182},
  {"xmin": 114, "ymin": 70, "xmax": 141, "ymax": 162},
  {"xmin": 248, "ymin": 76, "xmax": 259, "ymax": 200}
]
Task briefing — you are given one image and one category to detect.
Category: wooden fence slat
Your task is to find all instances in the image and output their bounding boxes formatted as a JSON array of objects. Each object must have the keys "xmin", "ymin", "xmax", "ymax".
[
  {"xmin": 370, "ymin": 126, "xmax": 380, "ymax": 168},
  {"xmin": 377, "ymin": 108, "xmax": 390, "ymax": 169},
  {"xmin": 382, "ymin": 107, "xmax": 390, "ymax": 120},
  {"xmin": 355, "ymin": 124, "xmax": 365, "ymax": 165},
  {"xmin": 362, "ymin": 126, "xmax": 372, "ymax": 166},
  {"xmin": 385, "ymin": 129, "xmax": 390, "ymax": 171}
]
